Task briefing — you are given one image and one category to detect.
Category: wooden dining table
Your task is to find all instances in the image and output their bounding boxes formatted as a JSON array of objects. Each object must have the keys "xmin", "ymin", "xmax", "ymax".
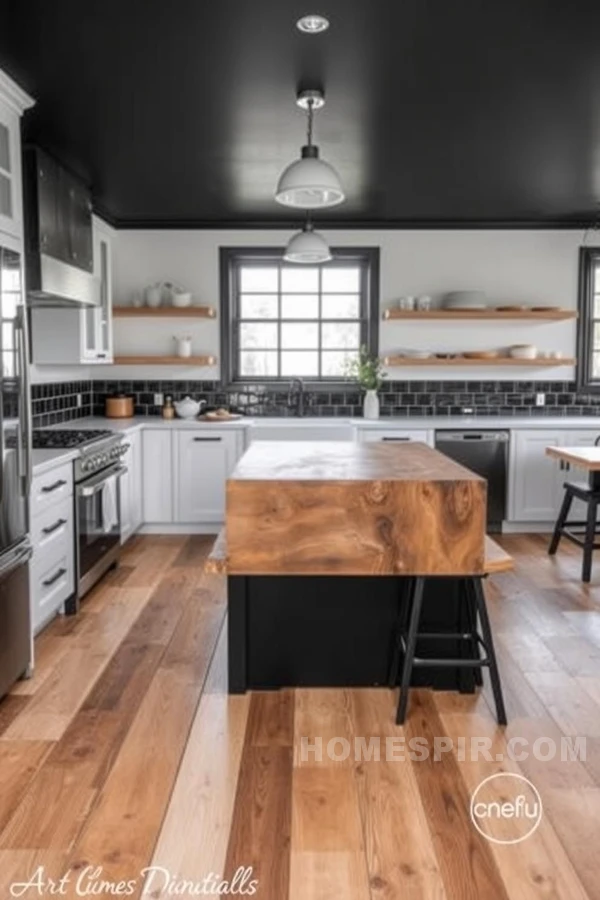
[{"xmin": 545, "ymin": 445, "xmax": 600, "ymax": 490}]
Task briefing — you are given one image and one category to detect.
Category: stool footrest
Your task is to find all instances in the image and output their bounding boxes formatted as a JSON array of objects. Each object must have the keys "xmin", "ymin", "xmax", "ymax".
[
  {"xmin": 411, "ymin": 656, "xmax": 491, "ymax": 668},
  {"xmin": 561, "ymin": 529, "xmax": 600, "ymax": 550}
]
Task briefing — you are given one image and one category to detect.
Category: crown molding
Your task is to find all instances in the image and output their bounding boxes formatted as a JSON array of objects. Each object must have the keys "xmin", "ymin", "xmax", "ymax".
[{"xmin": 0, "ymin": 68, "xmax": 35, "ymax": 115}]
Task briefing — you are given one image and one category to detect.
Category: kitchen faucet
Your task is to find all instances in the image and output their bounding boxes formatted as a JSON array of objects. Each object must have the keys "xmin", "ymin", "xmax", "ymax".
[{"xmin": 287, "ymin": 378, "xmax": 305, "ymax": 417}]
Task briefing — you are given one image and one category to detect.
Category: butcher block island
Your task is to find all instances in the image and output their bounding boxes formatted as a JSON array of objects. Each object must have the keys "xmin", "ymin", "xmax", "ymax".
[{"xmin": 225, "ymin": 441, "xmax": 488, "ymax": 692}]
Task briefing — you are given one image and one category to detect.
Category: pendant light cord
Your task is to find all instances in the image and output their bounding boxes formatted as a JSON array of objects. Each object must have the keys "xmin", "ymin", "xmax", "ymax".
[{"xmin": 306, "ymin": 98, "xmax": 314, "ymax": 148}]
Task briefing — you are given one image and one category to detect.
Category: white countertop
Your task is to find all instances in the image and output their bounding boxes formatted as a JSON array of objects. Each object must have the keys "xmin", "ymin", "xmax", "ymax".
[
  {"xmin": 29, "ymin": 413, "xmax": 600, "ymax": 475},
  {"xmin": 349, "ymin": 415, "xmax": 600, "ymax": 429},
  {"xmin": 32, "ymin": 447, "xmax": 79, "ymax": 476}
]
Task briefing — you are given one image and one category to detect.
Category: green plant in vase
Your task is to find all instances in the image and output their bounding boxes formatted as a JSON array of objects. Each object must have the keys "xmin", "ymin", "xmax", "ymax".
[{"xmin": 345, "ymin": 346, "xmax": 386, "ymax": 419}]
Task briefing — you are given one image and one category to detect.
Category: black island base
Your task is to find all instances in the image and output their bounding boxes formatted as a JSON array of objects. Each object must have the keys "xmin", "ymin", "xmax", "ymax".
[{"xmin": 227, "ymin": 574, "xmax": 482, "ymax": 695}]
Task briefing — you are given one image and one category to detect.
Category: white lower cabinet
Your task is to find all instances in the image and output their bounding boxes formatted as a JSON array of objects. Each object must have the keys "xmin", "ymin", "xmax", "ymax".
[
  {"xmin": 142, "ymin": 429, "xmax": 173, "ymax": 524},
  {"xmin": 509, "ymin": 428, "xmax": 600, "ymax": 522},
  {"xmin": 174, "ymin": 430, "xmax": 243, "ymax": 523},
  {"xmin": 357, "ymin": 427, "xmax": 434, "ymax": 445},
  {"xmin": 120, "ymin": 429, "xmax": 142, "ymax": 543},
  {"xmin": 30, "ymin": 465, "xmax": 75, "ymax": 634}
]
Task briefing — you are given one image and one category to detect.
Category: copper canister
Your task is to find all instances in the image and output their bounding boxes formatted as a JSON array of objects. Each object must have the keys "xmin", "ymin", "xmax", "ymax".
[{"xmin": 105, "ymin": 395, "xmax": 134, "ymax": 418}]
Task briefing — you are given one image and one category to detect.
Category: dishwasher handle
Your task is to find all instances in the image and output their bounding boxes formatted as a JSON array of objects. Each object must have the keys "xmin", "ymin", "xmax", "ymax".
[{"xmin": 435, "ymin": 431, "xmax": 509, "ymax": 442}]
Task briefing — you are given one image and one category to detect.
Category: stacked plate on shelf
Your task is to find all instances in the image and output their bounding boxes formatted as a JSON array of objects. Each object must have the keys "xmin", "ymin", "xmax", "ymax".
[{"xmin": 443, "ymin": 291, "xmax": 487, "ymax": 310}]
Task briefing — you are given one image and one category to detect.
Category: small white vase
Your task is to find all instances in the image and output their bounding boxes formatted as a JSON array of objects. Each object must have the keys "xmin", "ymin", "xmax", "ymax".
[{"xmin": 363, "ymin": 389, "xmax": 380, "ymax": 420}]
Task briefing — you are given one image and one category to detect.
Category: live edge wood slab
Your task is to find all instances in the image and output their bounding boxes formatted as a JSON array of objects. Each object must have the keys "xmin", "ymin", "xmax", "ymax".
[{"xmin": 226, "ymin": 441, "xmax": 487, "ymax": 577}]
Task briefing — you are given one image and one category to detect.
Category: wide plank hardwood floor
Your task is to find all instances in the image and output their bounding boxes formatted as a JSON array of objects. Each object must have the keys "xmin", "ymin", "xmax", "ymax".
[{"xmin": 1, "ymin": 533, "xmax": 600, "ymax": 898}]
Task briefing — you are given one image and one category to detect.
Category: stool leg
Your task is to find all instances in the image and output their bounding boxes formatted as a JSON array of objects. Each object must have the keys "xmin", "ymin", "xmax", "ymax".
[
  {"xmin": 474, "ymin": 578, "xmax": 507, "ymax": 726},
  {"xmin": 396, "ymin": 577, "xmax": 425, "ymax": 725},
  {"xmin": 464, "ymin": 579, "xmax": 483, "ymax": 689},
  {"xmin": 388, "ymin": 578, "xmax": 412, "ymax": 688},
  {"xmin": 549, "ymin": 488, "xmax": 573, "ymax": 556},
  {"xmin": 582, "ymin": 498, "xmax": 598, "ymax": 583}
]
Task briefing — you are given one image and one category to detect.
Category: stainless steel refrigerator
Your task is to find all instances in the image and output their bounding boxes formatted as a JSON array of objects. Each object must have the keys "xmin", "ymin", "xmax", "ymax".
[{"xmin": 0, "ymin": 238, "xmax": 33, "ymax": 699}]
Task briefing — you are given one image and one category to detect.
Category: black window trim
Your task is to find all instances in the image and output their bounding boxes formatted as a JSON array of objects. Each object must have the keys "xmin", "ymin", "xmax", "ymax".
[
  {"xmin": 219, "ymin": 246, "xmax": 380, "ymax": 388},
  {"xmin": 577, "ymin": 245, "xmax": 600, "ymax": 392}
]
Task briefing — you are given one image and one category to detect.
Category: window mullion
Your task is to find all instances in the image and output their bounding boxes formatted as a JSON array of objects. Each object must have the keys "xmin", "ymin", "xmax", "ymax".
[{"xmin": 277, "ymin": 264, "xmax": 282, "ymax": 379}]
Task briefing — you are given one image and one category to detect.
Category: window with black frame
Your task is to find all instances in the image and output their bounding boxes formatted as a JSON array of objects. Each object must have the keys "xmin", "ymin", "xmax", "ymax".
[
  {"xmin": 577, "ymin": 247, "xmax": 600, "ymax": 390},
  {"xmin": 220, "ymin": 247, "xmax": 379, "ymax": 384}
]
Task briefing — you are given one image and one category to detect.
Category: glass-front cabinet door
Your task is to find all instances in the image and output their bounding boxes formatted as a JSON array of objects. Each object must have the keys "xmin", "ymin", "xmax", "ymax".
[
  {"xmin": 82, "ymin": 222, "xmax": 113, "ymax": 362},
  {"xmin": 0, "ymin": 97, "xmax": 20, "ymax": 240}
]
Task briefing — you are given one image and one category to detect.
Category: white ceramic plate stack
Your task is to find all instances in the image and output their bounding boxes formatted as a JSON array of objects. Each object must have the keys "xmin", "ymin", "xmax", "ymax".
[
  {"xmin": 401, "ymin": 349, "xmax": 433, "ymax": 359},
  {"xmin": 443, "ymin": 291, "xmax": 487, "ymax": 310}
]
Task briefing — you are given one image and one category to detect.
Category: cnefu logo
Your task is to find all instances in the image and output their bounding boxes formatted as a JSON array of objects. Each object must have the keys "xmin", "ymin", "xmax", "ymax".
[{"xmin": 470, "ymin": 773, "xmax": 543, "ymax": 844}]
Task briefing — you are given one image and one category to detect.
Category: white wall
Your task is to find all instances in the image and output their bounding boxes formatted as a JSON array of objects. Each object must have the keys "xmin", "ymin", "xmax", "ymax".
[{"xmin": 103, "ymin": 228, "xmax": 584, "ymax": 382}]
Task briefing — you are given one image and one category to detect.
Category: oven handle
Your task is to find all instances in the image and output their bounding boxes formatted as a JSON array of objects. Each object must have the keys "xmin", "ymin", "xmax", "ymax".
[{"xmin": 77, "ymin": 465, "xmax": 127, "ymax": 498}]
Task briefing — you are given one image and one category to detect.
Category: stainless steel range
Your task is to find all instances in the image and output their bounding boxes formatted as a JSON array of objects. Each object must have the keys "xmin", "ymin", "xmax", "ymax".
[{"xmin": 31, "ymin": 429, "xmax": 129, "ymax": 609}]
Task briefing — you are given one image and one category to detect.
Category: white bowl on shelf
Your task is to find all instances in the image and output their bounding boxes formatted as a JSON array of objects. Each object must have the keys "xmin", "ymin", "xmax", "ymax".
[
  {"xmin": 172, "ymin": 291, "xmax": 192, "ymax": 308},
  {"xmin": 508, "ymin": 344, "xmax": 537, "ymax": 360}
]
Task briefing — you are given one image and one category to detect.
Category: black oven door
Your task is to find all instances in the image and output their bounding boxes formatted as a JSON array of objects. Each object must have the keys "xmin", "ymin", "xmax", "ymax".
[{"xmin": 76, "ymin": 464, "xmax": 126, "ymax": 596}]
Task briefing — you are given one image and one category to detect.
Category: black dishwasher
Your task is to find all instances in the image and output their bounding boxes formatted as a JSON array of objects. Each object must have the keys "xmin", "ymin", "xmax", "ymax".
[{"xmin": 435, "ymin": 431, "xmax": 509, "ymax": 533}]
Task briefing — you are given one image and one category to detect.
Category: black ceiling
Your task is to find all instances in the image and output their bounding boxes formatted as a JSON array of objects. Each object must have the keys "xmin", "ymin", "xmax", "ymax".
[{"xmin": 3, "ymin": 0, "xmax": 600, "ymax": 228}]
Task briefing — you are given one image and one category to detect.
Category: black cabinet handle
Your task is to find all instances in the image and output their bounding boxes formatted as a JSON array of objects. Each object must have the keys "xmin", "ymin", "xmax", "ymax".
[
  {"xmin": 193, "ymin": 437, "xmax": 222, "ymax": 442},
  {"xmin": 41, "ymin": 479, "xmax": 67, "ymax": 494},
  {"xmin": 42, "ymin": 518, "xmax": 67, "ymax": 536},
  {"xmin": 382, "ymin": 437, "xmax": 410, "ymax": 442},
  {"xmin": 43, "ymin": 567, "xmax": 66, "ymax": 587}
]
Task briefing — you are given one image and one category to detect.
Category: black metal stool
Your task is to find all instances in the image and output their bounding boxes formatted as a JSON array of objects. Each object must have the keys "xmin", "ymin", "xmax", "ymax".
[
  {"xmin": 549, "ymin": 479, "xmax": 600, "ymax": 583},
  {"xmin": 388, "ymin": 575, "xmax": 507, "ymax": 726}
]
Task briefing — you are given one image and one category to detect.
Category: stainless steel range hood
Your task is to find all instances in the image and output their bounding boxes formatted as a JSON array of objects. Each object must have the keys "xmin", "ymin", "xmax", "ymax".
[
  {"xmin": 24, "ymin": 148, "xmax": 99, "ymax": 308},
  {"xmin": 27, "ymin": 253, "xmax": 100, "ymax": 308}
]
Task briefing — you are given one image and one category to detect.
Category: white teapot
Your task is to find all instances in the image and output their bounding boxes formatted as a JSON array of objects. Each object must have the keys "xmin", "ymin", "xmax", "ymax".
[{"xmin": 173, "ymin": 396, "xmax": 207, "ymax": 419}]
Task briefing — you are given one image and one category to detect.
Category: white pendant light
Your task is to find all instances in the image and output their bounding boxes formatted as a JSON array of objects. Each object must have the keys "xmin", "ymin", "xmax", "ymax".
[
  {"xmin": 284, "ymin": 219, "xmax": 332, "ymax": 264},
  {"xmin": 275, "ymin": 90, "xmax": 345, "ymax": 209}
]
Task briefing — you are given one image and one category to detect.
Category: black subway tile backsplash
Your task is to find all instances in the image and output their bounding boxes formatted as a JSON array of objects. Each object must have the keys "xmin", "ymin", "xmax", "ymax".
[{"xmin": 17, "ymin": 378, "xmax": 600, "ymax": 427}]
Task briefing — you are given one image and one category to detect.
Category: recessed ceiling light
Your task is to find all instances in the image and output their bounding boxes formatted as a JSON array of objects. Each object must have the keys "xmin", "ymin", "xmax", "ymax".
[{"xmin": 296, "ymin": 14, "xmax": 330, "ymax": 34}]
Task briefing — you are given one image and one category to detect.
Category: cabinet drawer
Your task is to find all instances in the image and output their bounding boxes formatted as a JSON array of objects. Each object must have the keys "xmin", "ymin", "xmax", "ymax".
[
  {"xmin": 31, "ymin": 496, "xmax": 73, "ymax": 554},
  {"xmin": 31, "ymin": 462, "xmax": 73, "ymax": 517},
  {"xmin": 30, "ymin": 543, "xmax": 74, "ymax": 632},
  {"xmin": 358, "ymin": 429, "xmax": 433, "ymax": 445}
]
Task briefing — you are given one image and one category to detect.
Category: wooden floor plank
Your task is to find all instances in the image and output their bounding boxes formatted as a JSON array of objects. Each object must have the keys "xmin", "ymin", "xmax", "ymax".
[
  {"xmin": 0, "ymin": 742, "xmax": 54, "ymax": 836},
  {"xmin": 150, "ymin": 693, "xmax": 250, "ymax": 891},
  {"xmin": 404, "ymin": 691, "xmax": 510, "ymax": 900},
  {"xmin": 67, "ymin": 667, "xmax": 202, "ymax": 884},
  {"xmin": 352, "ymin": 689, "xmax": 447, "ymax": 900},
  {"xmin": 224, "ymin": 692, "xmax": 294, "ymax": 899},
  {"xmin": 294, "ymin": 689, "xmax": 354, "ymax": 767},
  {"xmin": 0, "ymin": 695, "xmax": 29, "ymax": 734}
]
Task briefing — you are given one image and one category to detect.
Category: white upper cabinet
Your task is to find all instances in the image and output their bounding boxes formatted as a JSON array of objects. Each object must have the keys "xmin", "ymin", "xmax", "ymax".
[
  {"xmin": 174, "ymin": 429, "xmax": 244, "ymax": 524},
  {"xmin": 82, "ymin": 218, "xmax": 113, "ymax": 362},
  {"xmin": 0, "ymin": 69, "xmax": 34, "ymax": 241}
]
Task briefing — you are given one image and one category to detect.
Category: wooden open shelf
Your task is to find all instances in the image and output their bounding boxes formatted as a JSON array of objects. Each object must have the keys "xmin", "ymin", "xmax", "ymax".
[
  {"xmin": 383, "ymin": 356, "xmax": 576, "ymax": 367},
  {"xmin": 383, "ymin": 308, "xmax": 576, "ymax": 321},
  {"xmin": 114, "ymin": 355, "xmax": 217, "ymax": 366},
  {"xmin": 113, "ymin": 306, "xmax": 216, "ymax": 318}
]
